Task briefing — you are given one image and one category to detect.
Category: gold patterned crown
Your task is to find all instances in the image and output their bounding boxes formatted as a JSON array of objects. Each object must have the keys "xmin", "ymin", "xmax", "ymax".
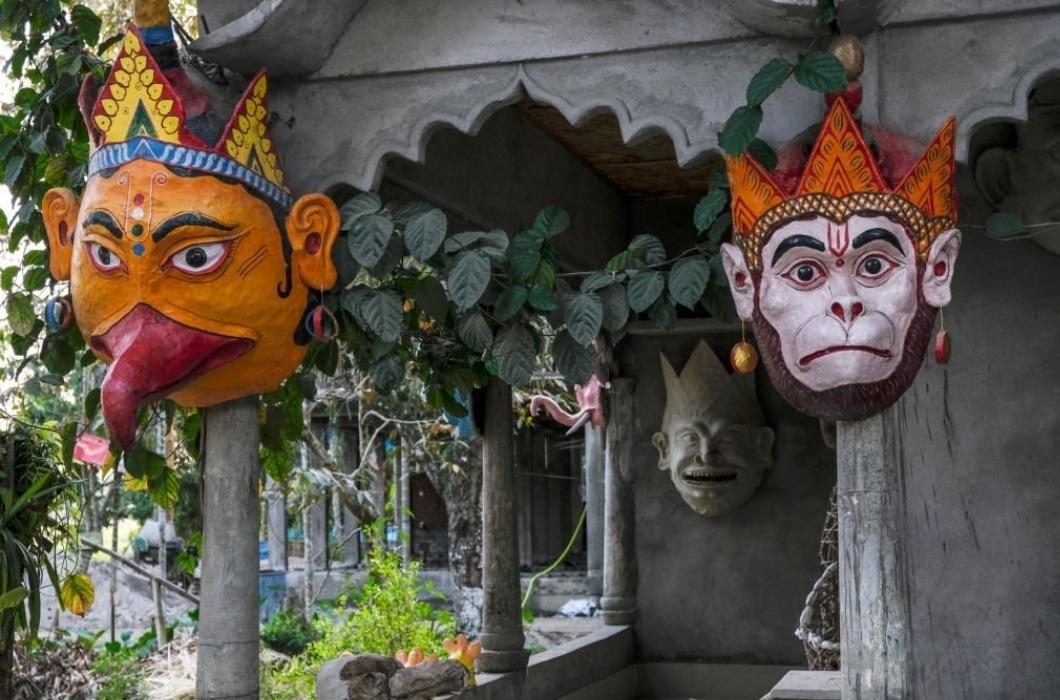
[
  {"xmin": 726, "ymin": 98, "xmax": 956, "ymax": 269},
  {"xmin": 80, "ymin": 22, "xmax": 292, "ymax": 208}
]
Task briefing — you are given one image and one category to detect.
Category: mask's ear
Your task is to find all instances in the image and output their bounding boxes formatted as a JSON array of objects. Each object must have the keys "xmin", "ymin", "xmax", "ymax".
[
  {"xmin": 42, "ymin": 188, "xmax": 80, "ymax": 281},
  {"xmin": 287, "ymin": 193, "xmax": 340, "ymax": 291},
  {"xmin": 721, "ymin": 242, "xmax": 755, "ymax": 321},
  {"xmin": 754, "ymin": 426, "xmax": 775, "ymax": 469},
  {"xmin": 651, "ymin": 432, "xmax": 669, "ymax": 471},
  {"xmin": 922, "ymin": 228, "xmax": 961, "ymax": 308}
]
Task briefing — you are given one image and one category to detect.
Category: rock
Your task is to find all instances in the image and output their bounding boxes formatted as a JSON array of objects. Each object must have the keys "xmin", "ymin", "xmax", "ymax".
[
  {"xmin": 317, "ymin": 658, "xmax": 357, "ymax": 700},
  {"xmin": 260, "ymin": 648, "xmax": 291, "ymax": 670},
  {"xmin": 341, "ymin": 654, "xmax": 403, "ymax": 700},
  {"xmin": 389, "ymin": 660, "xmax": 468, "ymax": 699}
]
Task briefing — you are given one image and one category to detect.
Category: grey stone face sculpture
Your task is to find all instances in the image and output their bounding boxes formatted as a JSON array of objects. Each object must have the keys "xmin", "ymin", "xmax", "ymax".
[{"xmin": 652, "ymin": 340, "xmax": 775, "ymax": 517}]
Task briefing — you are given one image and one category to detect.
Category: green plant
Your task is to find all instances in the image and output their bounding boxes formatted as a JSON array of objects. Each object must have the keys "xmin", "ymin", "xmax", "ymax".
[
  {"xmin": 261, "ymin": 610, "xmax": 317, "ymax": 656},
  {"xmin": 264, "ymin": 521, "xmax": 454, "ymax": 699},
  {"xmin": 91, "ymin": 649, "xmax": 148, "ymax": 700},
  {"xmin": 0, "ymin": 425, "xmax": 77, "ymax": 697}
]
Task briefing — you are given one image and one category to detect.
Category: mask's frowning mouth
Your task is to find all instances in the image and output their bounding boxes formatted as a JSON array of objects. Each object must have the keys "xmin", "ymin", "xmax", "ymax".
[
  {"xmin": 799, "ymin": 345, "xmax": 892, "ymax": 366},
  {"xmin": 93, "ymin": 304, "xmax": 253, "ymax": 448}
]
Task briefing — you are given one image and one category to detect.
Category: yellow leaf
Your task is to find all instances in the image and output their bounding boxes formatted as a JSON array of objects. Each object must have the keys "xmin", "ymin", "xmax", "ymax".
[
  {"xmin": 60, "ymin": 573, "xmax": 95, "ymax": 616},
  {"xmin": 125, "ymin": 474, "xmax": 149, "ymax": 491}
]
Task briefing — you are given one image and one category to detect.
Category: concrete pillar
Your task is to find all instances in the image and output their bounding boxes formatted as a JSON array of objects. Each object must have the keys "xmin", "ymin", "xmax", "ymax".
[
  {"xmin": 601, "ymin": 378, "xmax": 636, "ymax": 625},
  {"xmin": 306, "ymin": 418, "xmax": 328, "ymax": 571},
  {"xmin": 584, "ymin": 425, "xmax": 605, "ymax": 597},
  {"xmin": 196, "ymin": 396, "xmax": 260, "ymax": 699},
  {"xmin": 265, "ymin": 476, "xmax": 287, "ymax": 571},
  {"xmin": 341, "ymin": 426, "xmax": 360, "ymax": 564},
  {"xmin": 837, "ymin": 410, "xmax": 912, "ymax": 700},
  {"xmin": 477, "ymin": 377, "xmax": 530, "ymax": 673}
]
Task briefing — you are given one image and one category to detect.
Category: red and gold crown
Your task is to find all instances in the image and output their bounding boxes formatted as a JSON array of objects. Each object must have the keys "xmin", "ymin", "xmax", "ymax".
[
  {"xmin": 726, "ymin": 98, "xmax": 956, "ymax": 269},
  {"xmin": 80, "ymin": 21, "xmax": 292, "ymax": 208}
]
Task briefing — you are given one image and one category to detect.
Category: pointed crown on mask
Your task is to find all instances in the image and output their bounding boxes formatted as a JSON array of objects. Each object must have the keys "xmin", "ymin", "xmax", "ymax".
[
  {"xmin": 79, "ymin": 4, "xmax": 292, "ymax": 208},
  {"xmin": 660, "ymin": 341, "xmax": 764, "ymax": 428},
  {"xmin": 726, "ymin": 97, "xmax": 957, "ymax": 269}
]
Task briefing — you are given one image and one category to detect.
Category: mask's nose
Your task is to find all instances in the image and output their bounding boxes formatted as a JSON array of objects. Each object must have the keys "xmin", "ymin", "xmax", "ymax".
[
  {"xmin": 829, "ymin": 296, "xmax": 865, "ymax": 327},
  {"xmin": 93, "ymin": 304, "xmax": 252, "ymax": 448}
]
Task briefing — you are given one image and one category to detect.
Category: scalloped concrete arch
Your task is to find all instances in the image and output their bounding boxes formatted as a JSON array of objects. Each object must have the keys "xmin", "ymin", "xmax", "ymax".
[
  {"xmin": 311, "ymin": 64, "xmax": 723, "ymax": 196},
  {"xmin": 957, "ymin": 59, "xmax": 1060, "ymax": 162}
]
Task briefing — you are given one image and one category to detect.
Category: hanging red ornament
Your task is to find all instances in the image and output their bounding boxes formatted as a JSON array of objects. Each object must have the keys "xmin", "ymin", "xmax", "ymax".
[
  {"xmin": 934, "ymin": 329, "xmax": 951, "ymax": 364},
  {"xmin": 305, "ymin": 305, "xmax": 339, "ymax": 342}
]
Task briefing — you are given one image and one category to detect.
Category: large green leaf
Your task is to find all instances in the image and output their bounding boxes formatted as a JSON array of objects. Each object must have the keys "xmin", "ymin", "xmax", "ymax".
[
  {"xmin": 562, "ymin": 292, "xmax": 603, "ymax": 347},
  {"xmin": 528, "ymin": 284, "xmax": 557, "ymax": 312},
  {"xmin": 340, "ymin": 192, "xmax": 382, "ymax": 228},
  {"xmin": 458, "ymin": 311, "xmax": 493, "ymax": 353},
  {"xmin": 553, "ymin": 331, "xmax": 593, "ymax": 384},
  {"xmin": 84, "ymin": 387, "xmax": 101, "ymax": 422},
  {"xmin": 447, "ymin": 251, "xmax": 491, "ymax": 310},
  {"xmin": 348, "ymin": 213, "xmax": 394, "ymax": 267},
  {"xmin": 581, "ymin": 271, "xmax": 622, "ymax": 292},
  {"xmin": 404, "ymin": 208, "xmax": 447, "ymax": 260},
  {"xmin": 147, "ymin": 468, "xmax": 180, "ymax": 510},
  {"xmin": 493, "ymin": 324, "xmax": 536, "ymax": 386},
  {"xmin": 507, "ymin": 231, "xmax": 543, "ymax": 282},
  {"xmin": 669, "ymin": 257, "xmax": 711, "ymax": 309},
  {"xmin": 747, "ymin": 138, "xmax": 778, "ymax": 171},
  {"xmin": 649, "ymin": 296, "xmax": 677, "ymax": 330},
  {"xmin": 71, "ymin": 4, "xmax": 102, "ymax": 46},
  {"xmin": 598, "ymin": 284, "xmax": 629, "ymax": 332},
  {"xmin": 719, "ymin": 105, "xmax": 763, "ymax": 156},
  {"xmin": 533, "ymin": 205, "xmax": 570, "ymax": 237},
  {"xmin": 494, "ymin": 285, "xmax": 528, "ymax": 323},
  {"xmin": 6, "ymin": 292, "xmax": 34, "ymax": 336},
  {"xmin": 360, "ymin": 289, "xmax": 403, "ymax": 343},
  {"xmin": 627, "ymin": 270, "xmax": 665, "ymax": 313},
  {"xmin": 0, "ymin": 586, "xmax": 27, "ymax": 611},
  {"xmin": 370, "ymin": 354, "xmax": 405, "ymax": 392},
  {"xmin": 746, "ymin": 58, "xmax": 792, "ymax": 106},
  {"xmin": 629, "ymin": 234, "xmax": 666, "ymax": 265},
  {"xmin": 693, "ymin": 189, "xmax": 728, "ymax": 234},
  {"xmin": 445, "ymin": 230, "xmax": 509, "ymax": 261},
  {"xmin": 368, "ymin": 233, "xmax": 405, "ymax": 279},
  {"xmin": 411, "ymin": 276, "xmax": 449, "ymax": 322},
  {"xmin": 794, "ymin": 51, "xmax": 847, "ymax": 92}
]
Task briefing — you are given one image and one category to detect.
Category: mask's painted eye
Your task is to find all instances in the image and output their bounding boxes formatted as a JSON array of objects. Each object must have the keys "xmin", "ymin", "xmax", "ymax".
[
  {"xmin": 87, "ymin": 242, "xmax": 124, "ymax": 273},
  {"xmin": 168, "ymin": 242, "xmax": 230, "ymax": 275},
  {"xmin": 781, "ymin": 260, "xmax": 826, "ymax": 288},
  {"xmin": 856, "ymin": 254, "xmax": 898, "ymax": 280}
]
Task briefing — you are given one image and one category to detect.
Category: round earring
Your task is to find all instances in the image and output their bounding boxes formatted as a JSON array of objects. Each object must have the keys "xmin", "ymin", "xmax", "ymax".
[
  {"xmin": 934, "ymin": 309, "xmax": 951, "ymax": 364},
  {"xmin": 45, "ymin": 296, "xmax": 74, "ymax": 332},
  {"xmin": 305, "ymin": 304, "xmax": 339, "ymax": 342},
  {"xmin": 731, "ymin": 321, "xmax": 759, "ymax": 375}
]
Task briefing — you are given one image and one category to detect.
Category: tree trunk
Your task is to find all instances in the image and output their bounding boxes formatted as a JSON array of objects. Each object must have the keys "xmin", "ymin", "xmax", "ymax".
[{"xmin": 196, "ymin": 397, "xmax": 261, "ymax": 699}]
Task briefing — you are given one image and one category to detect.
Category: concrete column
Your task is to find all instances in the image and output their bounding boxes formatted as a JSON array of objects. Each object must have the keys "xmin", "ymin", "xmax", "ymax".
[
  {"xmin": 265, "ymin": 476, "xmax": 287, "ymax": 570},
  {"xmin": 196, "ymin": 396, "xmax": 260, "ymax": 699},
  {"xmin": 584, "ymin": 425, "xmax": 605, "ymax": 598},
  {"xmin": 477, "ymin": 377, "xmax": 529, "ymax": 673},
  {"xmin": 602, "ymin": 378, "xmax": 636, "ymax": 625},
  {"xmin": 341, "ymin": 426, "xmax": 360, "ymax": 564},
  {"xmin": 306, "ymin": 418, "xmax": 328, "ymax": 571},
  {"xmin": 837, "ymin": 409, "xmax": 912, "ymax": 700}
]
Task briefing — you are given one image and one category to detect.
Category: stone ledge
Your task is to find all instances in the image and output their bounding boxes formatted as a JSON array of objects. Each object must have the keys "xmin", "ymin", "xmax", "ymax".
[{"xmin": 760, "ymin": 670, "xmax": 841, "ymax": 700}]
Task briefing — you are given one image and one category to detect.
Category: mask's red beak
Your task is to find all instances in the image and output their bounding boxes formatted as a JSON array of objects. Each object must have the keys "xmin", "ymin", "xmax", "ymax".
[{"xmin": 92, "ymin": 304, "xmax": 252, "ymax": 448}]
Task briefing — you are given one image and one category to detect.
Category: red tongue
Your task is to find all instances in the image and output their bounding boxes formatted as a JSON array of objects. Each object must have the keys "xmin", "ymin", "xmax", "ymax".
[{"xmin": 95, "ymin": 304, "xmax": 251, "ymax": 448}]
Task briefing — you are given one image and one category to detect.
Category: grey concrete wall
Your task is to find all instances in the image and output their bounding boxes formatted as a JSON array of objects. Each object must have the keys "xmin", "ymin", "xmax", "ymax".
[
  {"xmin": 885, "ymin": 169, "xmax": 1060, "ymax": 699},
  {"xmin": 620, "ymin": 331, "xmax": 836, "ymax": 664}
]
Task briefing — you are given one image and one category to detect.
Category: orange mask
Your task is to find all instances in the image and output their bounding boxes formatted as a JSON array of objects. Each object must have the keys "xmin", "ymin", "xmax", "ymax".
[{"xmin": 41, "ymin": 23, "xmax": 339, "ymax": 447}]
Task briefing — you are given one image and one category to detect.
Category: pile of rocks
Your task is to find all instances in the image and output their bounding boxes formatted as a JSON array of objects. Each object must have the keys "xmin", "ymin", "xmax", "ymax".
[{"xmin": 317, "ymin": 653, "xmax": 469, "ymax": 700}]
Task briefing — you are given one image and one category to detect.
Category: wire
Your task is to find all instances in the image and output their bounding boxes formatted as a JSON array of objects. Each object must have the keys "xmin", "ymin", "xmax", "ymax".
[{"xmin": 520, "ymin": 504, "xmax": 587, "ymax": 611}]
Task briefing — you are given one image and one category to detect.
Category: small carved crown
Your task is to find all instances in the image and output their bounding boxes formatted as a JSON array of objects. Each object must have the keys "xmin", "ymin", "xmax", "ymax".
[
  {"xmin": 79, "ymin": 18, "xmax": 292, "ymax": 208},
  {"xmin": 726, "ymin": 98, "xmax": 957, "ymax": 268},
  {"xmin": 660, "ymin": 341, "xmax": 764, "ymax": 427}
]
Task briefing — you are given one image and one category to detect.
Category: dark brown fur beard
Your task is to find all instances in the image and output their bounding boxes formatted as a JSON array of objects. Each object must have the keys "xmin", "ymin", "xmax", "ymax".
[{"xmin": 751, "ymin": 268, "xmax": 938, "ymax": 421}]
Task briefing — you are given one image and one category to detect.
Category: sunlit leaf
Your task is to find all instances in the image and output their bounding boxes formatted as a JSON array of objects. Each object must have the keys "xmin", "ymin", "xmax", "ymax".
[{"xmin": 60, "ymin": 573, "xmax": 94, "ymax": 616}]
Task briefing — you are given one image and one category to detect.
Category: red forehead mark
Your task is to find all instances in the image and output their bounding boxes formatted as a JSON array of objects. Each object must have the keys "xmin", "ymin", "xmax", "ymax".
[
  {"xmin": 828, "ymin": 223, "xmax": 850, "ymax": 258},
  {"xmin": 133, "ymin": 193, "xmax": 144, "ymax": 206},
  {"xmin": 835, "ymin": 258, "xmax": 844, "ymax": 267}
]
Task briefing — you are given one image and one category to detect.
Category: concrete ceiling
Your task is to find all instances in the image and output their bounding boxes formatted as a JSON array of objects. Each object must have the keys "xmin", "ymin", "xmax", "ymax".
[{"xmin": 516, "ymin": 99, "xmax": 717, "ymax": 199}]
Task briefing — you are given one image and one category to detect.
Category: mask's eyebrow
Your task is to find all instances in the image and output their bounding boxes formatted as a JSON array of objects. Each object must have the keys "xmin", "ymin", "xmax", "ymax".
[
  {"xmin": 83, "ymin": 210, "xmax": 123, "ymax": 239},
  {"xmin": 852, "ymin": 227, "xmax": 904, "ymax": 253},
  {"xmin": 770, "ymin": 234, "xmax": 826, "ymax": 267},
  {"xmin": 152, "ymin": 213, "xmax": 237, "ymax": 243}
]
